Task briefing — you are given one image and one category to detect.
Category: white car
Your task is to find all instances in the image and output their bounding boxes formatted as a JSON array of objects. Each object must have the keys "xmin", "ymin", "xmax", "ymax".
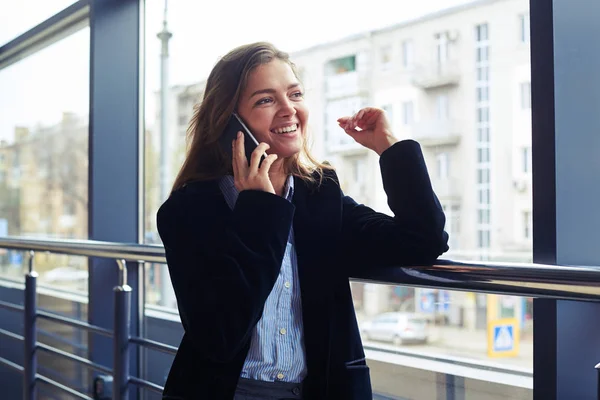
[{"xmin": 360, "ymin": 312, "xmax": 429, "ymax": 345}]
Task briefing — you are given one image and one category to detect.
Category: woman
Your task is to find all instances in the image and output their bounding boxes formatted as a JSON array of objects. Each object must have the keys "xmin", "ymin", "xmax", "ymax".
[{"xmin": 157, "ymin": 42, "xmax": 449, "ymax": 400}]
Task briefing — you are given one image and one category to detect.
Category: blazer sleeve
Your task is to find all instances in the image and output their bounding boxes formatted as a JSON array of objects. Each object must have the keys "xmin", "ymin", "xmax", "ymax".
[
  {"xmin": 157, "ymin": 188, "xmax": 295, "ymax": 363},
  {"xmin": 340, "ymin": 140, "xmax": 449, "ymax": 276}
]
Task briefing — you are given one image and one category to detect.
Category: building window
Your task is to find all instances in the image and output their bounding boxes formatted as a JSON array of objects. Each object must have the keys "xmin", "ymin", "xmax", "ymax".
[
  {"xmin": 443, "ymin": 204, "xmax": 461, "ymax": 249},
  {"xmin": 519, "ymin": 13, "xmax": 530, "ymax": 43},
  {"xmin": 520, "ymin": 82, "xmax": 531, "ymax": 109},
  {"xmin": 63, "ymin": 201, "xmax": 76, "ymax": 216},
  {"xmin": 477, "ymin": 86, "xmax": 489, "ymax": 102},
  {"xmin": 436, "ymin": 152, "xmax": 449, "ymax": 179},
  {"xmin": 380, "ymin": 45, "xmax": 392, "ymax": 70},
  {"xmin": 402, "ymin": 101, "xmax": 414, "ymax": 125},
  {"xmin": 436, "ymin": 95, "xmax": 449, "ymax": 120},
  {"xmin": 326, "ymin": 55, "xmax": 356, "ymax": 75},
  {"xmin": 435, "ymin": 32, "xmax": 449, "ymax": 65},
  {"xmin": 523, "ymin": 211, "xmax": 532, "ymax": 239},
  {"xmin": 478, "ymin": 229, "xmax": 491, "ymax": 248},
  {"xmin": 352, "ymin": 157, "xmax": 367, "ymax": 185},
  {"xmin": 401, "ymin": 39, "xmax": 414, "ymax": 68},
  {"xmin": 478, "ymin": 147, "xmax": 490, "ymax": 163},
  {"xmin": 381, "ymin": 104, "xmax": 393, "ymax": 127},
  {"xmin": 521, "ymin": 146, "xmax": 531, "ymax": 174},
  {"xmin": 476, "ymin": 23, "xmax": 489, "ymax": 42}
]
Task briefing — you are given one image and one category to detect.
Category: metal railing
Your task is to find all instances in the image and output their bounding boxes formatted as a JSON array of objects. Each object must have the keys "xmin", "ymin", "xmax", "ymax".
[{"xmin": 0, "ymin": 236, "xmax": 600, "ymax": 399}]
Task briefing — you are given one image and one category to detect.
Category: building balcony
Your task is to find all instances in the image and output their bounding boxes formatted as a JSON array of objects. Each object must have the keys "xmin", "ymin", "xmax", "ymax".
[
  {"xmin": 411, "ymin": 119, "xmax": 462, "ymax": 147},
  {"xmin": 411, "ymin": 61, "xmax": 461, "ymax": 90},
  {"xmin": 325, "ymin": 71, "xmax": 369, "ymax": 99},
  {"xmin": 431, "ymin": 178, "xmax": 461, "ymax": 200}
]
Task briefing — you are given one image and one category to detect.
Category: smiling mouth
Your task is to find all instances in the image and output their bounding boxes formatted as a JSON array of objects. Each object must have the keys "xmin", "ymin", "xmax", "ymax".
[{"xmin": 271, "ymin": 124, "xmax": 298, "ymax": 134}]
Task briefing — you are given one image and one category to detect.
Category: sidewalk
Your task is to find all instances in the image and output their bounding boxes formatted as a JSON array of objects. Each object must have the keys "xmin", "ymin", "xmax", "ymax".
[
  {"xmin": 362, "ymin": 324, "xmax": 533, "ymax": 370},
  {"xmin": 424, "ymin": 325, "xmax": 533, "ymax": 369}
]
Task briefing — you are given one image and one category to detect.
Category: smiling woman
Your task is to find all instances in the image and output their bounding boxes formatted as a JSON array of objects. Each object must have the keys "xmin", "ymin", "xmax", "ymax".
[
  {"xmin": 155, "ymin": 41, "xmax": 448, "ymax": 399},
  {"xmin": 144, "ymin": 1, "xmax": 537, "ymax": 399},
  {"xmin": 170, "ymin": 42, "xmax": 331, "ymax": 193}
]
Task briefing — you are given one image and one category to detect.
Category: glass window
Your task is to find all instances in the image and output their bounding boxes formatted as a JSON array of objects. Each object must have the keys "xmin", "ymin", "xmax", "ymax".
[
  {"xmin": 523, "ymin": 210, "xmax": 532, "ymax": 240},
  {"xmin": 380, "ymin": 45, "xmax": 392, "ymax": 70},
  {"xmin": 521, "ymin": 82, "xmax": 531, "ymax": 109},
  {"xmin": 0, "ymin": 1, "xmax": 77, "ymax": 44},
  {"xmin": 0, "ymin": 28, "xmax": 89, "ymax": 291},
  {"xmin": 381, "ymin": 104, "xmax": 393, "ymax": 127},
  {"xmin": 435, "ymin": 94, "xmax": 449, "ymax": 120},
  {"xmin": 402, "ymin": 101, "xmax": 414, "ymax": 125},
  {"xmin": 327, "ymin": 55, "xmax": 357, "ymax": 75},
  {"xmin": 436, "ymin": 152, "xmax": 449, "ymax": 179},
  {"xmin": 143, "ymin": 1, "xmax": 533, "ymax": 397},
  {"xmin": 401, "ymin": 39, "xmax": 414, "ymax": 68},
  {"xmin": 519, "ymin": 13, "xmax": 530, "ymax": 44},
  {"xmin": 435, "ymin": 32, "xmax": 449, "ymax": 64},
  {"xmin": 521, "ymin": 146, "xmax": 531, "ymax": 173}
]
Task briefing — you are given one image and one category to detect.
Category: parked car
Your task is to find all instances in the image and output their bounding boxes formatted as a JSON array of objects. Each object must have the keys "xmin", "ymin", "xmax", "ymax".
[{"xmin": 360, "ymin": 312, "xmax": 429, "ymax": 345}]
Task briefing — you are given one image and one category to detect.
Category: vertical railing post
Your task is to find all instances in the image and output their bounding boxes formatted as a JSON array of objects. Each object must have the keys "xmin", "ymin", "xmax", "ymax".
[
  {"xmin": 113, "ymin": 259, "xmax": 131, "ymax": 400},
  {"xmin": 23, "ymin": 250, "xmax": 37, "ymax": 400},
  {"xmin": 595, "ymin": 363, "xmax": 600, "ymax": 400}
]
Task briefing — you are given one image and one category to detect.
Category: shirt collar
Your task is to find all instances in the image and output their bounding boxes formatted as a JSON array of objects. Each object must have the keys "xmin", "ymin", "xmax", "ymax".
[{"xmin": 219, "ymin": 175, "xmax": 294, "ymax": 207}]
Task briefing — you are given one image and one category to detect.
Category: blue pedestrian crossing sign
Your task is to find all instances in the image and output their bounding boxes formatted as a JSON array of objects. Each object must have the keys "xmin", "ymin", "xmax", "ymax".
[{"xmin": 487, "ymin": 318, "xmax": 519, "ymax": 358}]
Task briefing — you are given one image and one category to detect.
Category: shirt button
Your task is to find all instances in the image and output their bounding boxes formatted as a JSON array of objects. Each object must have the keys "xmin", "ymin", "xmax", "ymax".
[
  {"xmin": 277, "ymin": 373, "xmax": 285, "ymax": 380},
  {"xmin": 284, "ymin": 282, "xmax": 291, "ymax": 288},
  {"xmin": 279, "ymin": 328, "xmax": 287, "ymax": 335}
]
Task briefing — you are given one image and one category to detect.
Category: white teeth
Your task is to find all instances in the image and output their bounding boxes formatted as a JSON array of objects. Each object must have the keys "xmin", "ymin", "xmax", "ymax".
[{"xmin": 273, "ymin": 124, "xmax": 298, "ymax": 134}]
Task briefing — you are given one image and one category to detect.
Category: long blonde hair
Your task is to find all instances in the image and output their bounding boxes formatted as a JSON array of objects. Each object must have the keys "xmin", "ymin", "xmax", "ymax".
[{"xmin": 171, "ymin": 42, "xmax": 332, "ymax": 193}]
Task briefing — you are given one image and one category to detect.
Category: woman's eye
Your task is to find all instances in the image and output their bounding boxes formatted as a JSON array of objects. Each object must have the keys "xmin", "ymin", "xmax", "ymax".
[
  {"xmin": 291, "ymin": 91, "xmax": 304, "ymax": 98},
  {"xmin": 256, "ymin": 98, "xmax": 272, "ymax": 105}
]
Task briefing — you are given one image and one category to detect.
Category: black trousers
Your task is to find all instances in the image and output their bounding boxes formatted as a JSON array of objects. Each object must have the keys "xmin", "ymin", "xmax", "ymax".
[{"xmin": 233, "ymin": 377, "xmax": 303, "ymax": 400}]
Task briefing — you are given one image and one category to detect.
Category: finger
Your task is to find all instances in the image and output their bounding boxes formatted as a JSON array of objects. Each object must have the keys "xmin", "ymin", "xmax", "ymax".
[
  {"xmin": 231, "ymin": 139, "xmax": 240, "ymax": 178},
  {"xmin": 234, "ymin": 132, "xmax": 247, "ymax": 176},
  {"xmin": 354, "ymin": 108, "xmax": 379, "ymax": 130},
  {"xmin": 259, "ymin": 153, "xmax": 278, "ymax": 174},
  {"xmin": 250, "ymin": 142, "xmax": 270, "ymax": 172}
]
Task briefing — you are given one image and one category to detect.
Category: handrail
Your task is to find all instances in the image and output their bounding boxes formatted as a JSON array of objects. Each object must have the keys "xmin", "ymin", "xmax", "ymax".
[
  {"xmin": 0, "ymin": 237, "xmax": 166, "ymax": 263},
  {"xmin": 1, "ymin": 236, "xmax": 600, "ymax": 301}
]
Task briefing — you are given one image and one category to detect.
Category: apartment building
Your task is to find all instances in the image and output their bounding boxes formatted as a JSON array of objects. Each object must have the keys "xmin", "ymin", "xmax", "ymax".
[
  {"xmin": 153, "ymin": 0, "xmax": 533, "ymax": 328},
  {"xmin": 291, "ymin": 0, "xmax": 532, "ymax": 263}
]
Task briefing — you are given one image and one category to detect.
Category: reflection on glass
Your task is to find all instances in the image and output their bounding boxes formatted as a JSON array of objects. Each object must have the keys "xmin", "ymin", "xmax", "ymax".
[
  {"xmin": 0, "ymin": 29, "xmax": 89, "ymax": 290},
  {"xmin": 144, "ymin": 0, "xmax": 533, "ymax": 398}
]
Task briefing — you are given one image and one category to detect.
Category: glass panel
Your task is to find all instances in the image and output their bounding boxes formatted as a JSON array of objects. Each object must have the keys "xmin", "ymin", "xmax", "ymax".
[
  {"xmin": 143, "ymin": 0, "xmax": 533, "ymax": 398},
  {"xmin": 0, "ymin": 1, "xmax": 77, "ymax": 44},
  {"xmin": 354, "ymin": 283, "xmax": 532, "ymax": 399},
  {"xmin": 0, "ymin": 28, "xmax": 89, "ymax": 290}
]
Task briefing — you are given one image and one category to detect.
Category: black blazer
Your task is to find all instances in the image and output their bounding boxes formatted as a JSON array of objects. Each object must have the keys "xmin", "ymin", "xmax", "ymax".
[{"xmin": 156, "ymin": 140, "xmax": 449, "ymax": 399}]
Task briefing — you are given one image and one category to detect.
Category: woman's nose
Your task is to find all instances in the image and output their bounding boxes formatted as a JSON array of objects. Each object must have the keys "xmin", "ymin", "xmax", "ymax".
[{"xmin": 278, "ymin": 99, "xmax": 297, "ymax": 116}]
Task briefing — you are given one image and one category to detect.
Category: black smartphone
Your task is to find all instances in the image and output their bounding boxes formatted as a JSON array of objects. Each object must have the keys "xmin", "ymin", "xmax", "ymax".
[{"xmin": 219, "ymin": 113, "xmax": 264, "ymax": 166}]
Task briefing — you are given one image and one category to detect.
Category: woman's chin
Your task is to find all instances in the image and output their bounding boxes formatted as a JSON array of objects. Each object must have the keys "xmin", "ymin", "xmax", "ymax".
[{"xmin": 273, "ymin": 146, "xmax": 302, "ymax": 160}]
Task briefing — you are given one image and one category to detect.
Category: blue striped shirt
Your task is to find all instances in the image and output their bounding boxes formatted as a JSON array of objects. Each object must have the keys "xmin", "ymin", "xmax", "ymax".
[{"xmin": 218, "ymin": 175, "xmax": 307, "ymax": 383}]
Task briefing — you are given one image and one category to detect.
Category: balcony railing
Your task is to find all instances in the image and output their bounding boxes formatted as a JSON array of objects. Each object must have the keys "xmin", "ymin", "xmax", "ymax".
[
  {"xmin": 411, "ymin": 60, "xmax": 461, "ymax": 89},
  {"xmin": 411, "ymin": 119, "xmax": 462, "ymax": 147},
  {"xmin": 1, "ymin": 236, "xmax": 600, "ymax": 399},
  {"xmin": 325, "ymin": 70, "xmax": 369, "ymax": 99},
  {"xmin": 431, "ymin": 177, "xmax": 461, "ymax": 200}
]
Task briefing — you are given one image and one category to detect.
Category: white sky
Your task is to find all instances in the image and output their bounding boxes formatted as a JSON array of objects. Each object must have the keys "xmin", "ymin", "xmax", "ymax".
[{"xmin": 0, "ymin": 0, "xmax": 471, "ymax": 143}]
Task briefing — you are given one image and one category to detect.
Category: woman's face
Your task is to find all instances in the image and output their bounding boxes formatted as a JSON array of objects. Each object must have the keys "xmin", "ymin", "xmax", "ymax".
[{"xmin": 237, "ymin": 59, "xmax": 308, "ymax": 159}]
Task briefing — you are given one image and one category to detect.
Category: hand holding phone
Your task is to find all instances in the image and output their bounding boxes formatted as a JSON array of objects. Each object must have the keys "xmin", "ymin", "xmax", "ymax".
[
  {"xmin": 232, "ymin": 132, "xmax": 279, "ymax": 194},
  {"xmin": 219, "ymin": 113, "xmax": 278, "ymax": 194},
  {"xmin": 219, "ymin": 113, "xmax": 264, "ymax": 166}
]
